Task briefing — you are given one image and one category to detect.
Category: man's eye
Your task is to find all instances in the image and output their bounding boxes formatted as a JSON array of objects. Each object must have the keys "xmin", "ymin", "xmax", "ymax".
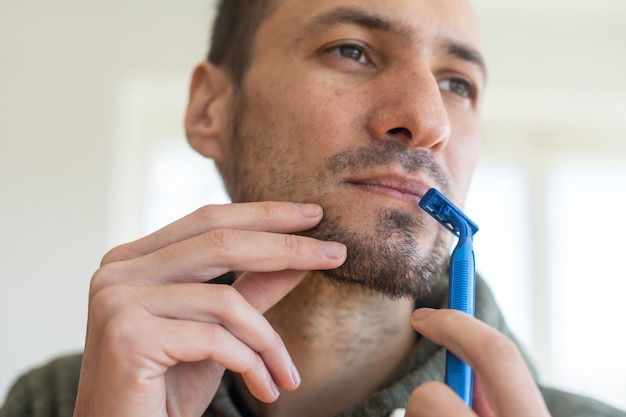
[
  {"xmin": 438, "ymin": 78, "xmax": 474, "ymax": 99},
  {"xmin": 326, "ymin": 44, "xmax": 369, "ymax": 64}
]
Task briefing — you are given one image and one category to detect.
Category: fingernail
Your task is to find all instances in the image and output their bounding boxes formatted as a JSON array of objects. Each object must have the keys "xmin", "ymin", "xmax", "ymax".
[
  {"xmin": 297, "ymin": 203, "xmax": 322, "ymax": 218},
  {"xmin": 290, "ymin": 363, "xmax": 301, "ymax": 387},
  {"xmin": 269, "ymin": 380, "xmax": 280, "ymax": 400},
  {"xmin": 412, "ymin": 308, "xmax": 435, "ymax": 321},
  {"xmin": 321, "ymin": 242, "xmax": 346, "ymax": 259}
]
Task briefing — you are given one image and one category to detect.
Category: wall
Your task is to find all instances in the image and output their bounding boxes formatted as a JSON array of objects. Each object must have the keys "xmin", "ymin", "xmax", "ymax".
[{"xmin": 0, "ymin": 0, "xmax": 215, "ymax": 399}]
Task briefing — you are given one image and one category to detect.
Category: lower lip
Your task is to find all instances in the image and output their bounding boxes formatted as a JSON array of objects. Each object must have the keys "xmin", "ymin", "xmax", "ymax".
[{"xmin": 347, "ymin": 183, "xmax": 422, "ymax": 206}]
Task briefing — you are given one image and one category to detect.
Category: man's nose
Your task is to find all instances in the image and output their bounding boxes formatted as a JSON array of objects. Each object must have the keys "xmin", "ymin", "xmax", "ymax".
[{"xmin": 366, "ymin": 66, "xmax": 451, "ymax": 152}]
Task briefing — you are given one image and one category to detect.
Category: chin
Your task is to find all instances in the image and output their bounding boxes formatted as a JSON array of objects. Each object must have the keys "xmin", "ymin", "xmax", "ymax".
[{"xmin": 301, "ymin": 204, "xmax": 451, "ymax": 300}]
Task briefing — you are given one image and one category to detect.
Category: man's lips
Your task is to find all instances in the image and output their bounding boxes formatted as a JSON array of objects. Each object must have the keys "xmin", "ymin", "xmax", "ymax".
[{"xmin": 345, "ymin": 176, "xmax": 432, "ymax": 205}]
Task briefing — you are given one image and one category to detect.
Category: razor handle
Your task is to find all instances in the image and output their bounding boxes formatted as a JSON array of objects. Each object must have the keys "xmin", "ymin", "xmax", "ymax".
[{"xmin": 446, "ymin": 234, "xmax": 476, "ymax": 406}]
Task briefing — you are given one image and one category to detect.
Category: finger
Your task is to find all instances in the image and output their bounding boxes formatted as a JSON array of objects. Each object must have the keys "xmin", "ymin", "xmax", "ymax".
[
  {"xmin": 92, "ymin": 280, "xmax": 302, "ymax": 387},
  {"xmin": 138, "ymin": 280, "xmax": 305, "ymax": 385},
  {"xmin": 472, "ymin": 377, "xmax": 497, "ymax": 417},
  {"xmin": 233, "ymin": 269, "xmax": 308, "ymax": 313},
  {"xmin": 406, "ymin": 381, "xmax": 476, "ymax": 417},
  {"xmin": 411, "ymin": 308, "xmax": 550, "ymax": 417},
  {"xmin": 91, "ymin": 229, "xmax": 346, "ymax": 290},
  {"xmin": 158, "ymin": 319, "xmax": 292, "ymax": 403},
  {"xmin": 102, "ymin": 202, "xmax": 324, "ymax": 265},
  {"xmin": 100, "ymin": 313, "xmax": 289, "ymax": 403}
]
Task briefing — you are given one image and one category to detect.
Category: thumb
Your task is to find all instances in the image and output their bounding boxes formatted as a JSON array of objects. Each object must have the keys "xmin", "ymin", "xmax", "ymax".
[{"xmin": 233, "ymin": 270, "xmax": 308, "ymax": 313}]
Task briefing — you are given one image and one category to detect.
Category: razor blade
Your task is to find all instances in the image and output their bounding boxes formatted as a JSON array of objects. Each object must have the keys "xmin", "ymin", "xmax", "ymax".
[{"xmin": 419, "ymin": 188, "xmax": 478, "ymax": 238}]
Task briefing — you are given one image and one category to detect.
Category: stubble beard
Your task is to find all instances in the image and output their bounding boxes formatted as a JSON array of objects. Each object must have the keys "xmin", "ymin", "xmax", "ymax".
[
  {"xmin": 301, "ymin": 204, "xmax": 450, "ymax": 300},
  {"xmin": 224, "ymin": 93, "xmax": 452, "ymax": 301}
]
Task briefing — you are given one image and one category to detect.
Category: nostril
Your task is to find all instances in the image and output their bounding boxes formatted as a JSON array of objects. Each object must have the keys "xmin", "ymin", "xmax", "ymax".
[{"xmin": 388, "ymin": 127, "xmax": 412, "ymax": 139}]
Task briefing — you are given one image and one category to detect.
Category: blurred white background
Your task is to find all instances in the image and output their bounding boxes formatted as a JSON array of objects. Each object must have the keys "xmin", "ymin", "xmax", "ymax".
[{"xmin": 1, "ymin": 0, "xmax": 625, "ymax": 410}]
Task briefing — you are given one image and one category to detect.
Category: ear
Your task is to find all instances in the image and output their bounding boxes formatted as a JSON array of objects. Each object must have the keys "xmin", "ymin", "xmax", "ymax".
[{"xmin": 184, "ymin": 62, "xmax": 233, "ymax": 162}]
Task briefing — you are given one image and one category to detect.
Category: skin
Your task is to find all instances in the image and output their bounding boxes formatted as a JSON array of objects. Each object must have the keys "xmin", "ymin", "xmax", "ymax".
[
  {"xmin": 205, "ymin": 0, "xmax": 486, "ymax": 300},
  {"xmin": 72, "ymin": 0, "xmax": 551, "ymax": 416}
]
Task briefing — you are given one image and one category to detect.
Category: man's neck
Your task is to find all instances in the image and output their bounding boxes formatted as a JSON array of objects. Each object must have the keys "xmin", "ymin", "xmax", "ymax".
[{"xmin": 236, "ymin": 272, "xmax": 416, "ymax": 417}]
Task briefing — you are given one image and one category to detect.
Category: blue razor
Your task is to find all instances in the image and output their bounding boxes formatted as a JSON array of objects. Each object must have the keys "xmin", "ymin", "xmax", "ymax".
[{"xmin": 419, "ymin": 188, "xmax": 479, "ymax": 407}]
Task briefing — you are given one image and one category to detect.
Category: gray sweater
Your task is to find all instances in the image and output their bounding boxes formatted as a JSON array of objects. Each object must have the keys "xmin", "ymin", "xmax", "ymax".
[{"xmin": 2, "ymin": 278, "xmax": 624, "ymax": 417}]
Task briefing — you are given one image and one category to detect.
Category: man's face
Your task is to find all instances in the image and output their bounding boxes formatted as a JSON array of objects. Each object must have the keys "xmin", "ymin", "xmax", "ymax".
[{"xmin": 217, "ymin": 0, "xmax": 485, "ymax": 299}]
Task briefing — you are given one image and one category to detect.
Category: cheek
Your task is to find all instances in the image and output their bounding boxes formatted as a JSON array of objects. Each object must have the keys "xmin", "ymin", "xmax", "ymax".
[
  {"xmin": 249, "ymin": 77, "xmax": 361, "ymax": 156},
  {"xmin": 445, "ymin": 123, "xmax": 482, "ymax": 201}
]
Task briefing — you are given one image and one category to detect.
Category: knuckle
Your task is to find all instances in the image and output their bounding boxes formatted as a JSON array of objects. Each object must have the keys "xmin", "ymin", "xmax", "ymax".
[
  {"xmin": 239, "ymin": 351, "xmax": 266, "ymax": 376},
  {"xmin": 267, "ymin": 330, "xmax": 287, "ymax": 354},
  {"xmin": 205, "ymin": 228, "xmax": 240, "ymax": 253},
  {"xmin": 255, "ymin": 326, "xmax": 286, "ymax": 356},
  {"xmin": 100, "ymin": 308, "xmax": 145, "ymax": 359},
  {"xmin": 212, "ymin": 284, "xmax": 245, "ymax": 306},
  {"xmin": 202, "ymin": 324, "xmax": 231, "ymax": 348},
  {"xmin": 89, "ymin": 283, "xmax": 133, "ymax": 316},
  {"xmin": 257, "ymin": 201, "xmax": 276, "ymax": 218},
  {"xmin": 100, "ymin": 243, "xmax": 135, "ymax": 266},
  {"xmin": 89, "ymin": 262, "xmax": 125, "ymax": 298},
  {"xmin": 89, "ymin": 286, "xmax": 147, "ymax": 359},
  {"xmin": 192, "ymin": 204, "xmax": 219, "ymax": 224},
  {"xmin": 483, "ymin": 332, "xmax": 521, "ymax": 362},
  {"xmin": 281, "ymin": 234, "xmax": 304, "ymax": 254}
]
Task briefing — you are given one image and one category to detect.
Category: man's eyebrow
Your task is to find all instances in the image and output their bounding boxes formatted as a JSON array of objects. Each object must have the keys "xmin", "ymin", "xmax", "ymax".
[
  {"xmin": 445, "ymin": 41, "xmax": 488, "ymax": 81},
  {"xmin": 296, "ymin": 7, "xmax": 405, "ymax": 43},
  {"xmin": 296, "ymin": 6, "xmax": 487, "ymax": 80}
]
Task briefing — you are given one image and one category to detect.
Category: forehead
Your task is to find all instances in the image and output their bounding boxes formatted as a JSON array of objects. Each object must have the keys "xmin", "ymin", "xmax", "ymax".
[{"xmin": 259, "ymin": 0, "xmax": 481, "ymax": 51}]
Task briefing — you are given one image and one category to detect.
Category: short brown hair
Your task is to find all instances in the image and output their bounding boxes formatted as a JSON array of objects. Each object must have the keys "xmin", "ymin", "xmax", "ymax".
[{"xmin": 207, "ymin": 0, "xmax": 275, "ymax": 85}]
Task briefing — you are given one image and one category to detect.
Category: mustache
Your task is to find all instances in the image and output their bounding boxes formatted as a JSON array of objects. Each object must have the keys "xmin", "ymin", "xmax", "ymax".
[{"xmin": 322, "ymin": 141, "xmax": 450, "ymax": 192}]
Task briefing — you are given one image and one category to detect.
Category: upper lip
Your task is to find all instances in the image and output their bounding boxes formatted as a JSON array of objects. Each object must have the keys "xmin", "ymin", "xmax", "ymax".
[{"xmin": 345, "ymin": 172, "xmax": 434, "ymax": 200}]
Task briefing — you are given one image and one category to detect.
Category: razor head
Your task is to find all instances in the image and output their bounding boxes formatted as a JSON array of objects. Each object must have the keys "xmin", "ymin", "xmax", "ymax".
[{"xmin": 419, "ymin": 188, "xmax": 479, "ymax": 237}]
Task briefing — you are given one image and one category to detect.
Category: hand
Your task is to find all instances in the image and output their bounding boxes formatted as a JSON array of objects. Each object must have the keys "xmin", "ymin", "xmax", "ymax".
[
  {"xmin": 406, "ymin": 308, "xmax": 551, "ymax": 417},
  {"xmin": 72, "ymin": 202, "xmax": 346, "ymax": 417}
]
